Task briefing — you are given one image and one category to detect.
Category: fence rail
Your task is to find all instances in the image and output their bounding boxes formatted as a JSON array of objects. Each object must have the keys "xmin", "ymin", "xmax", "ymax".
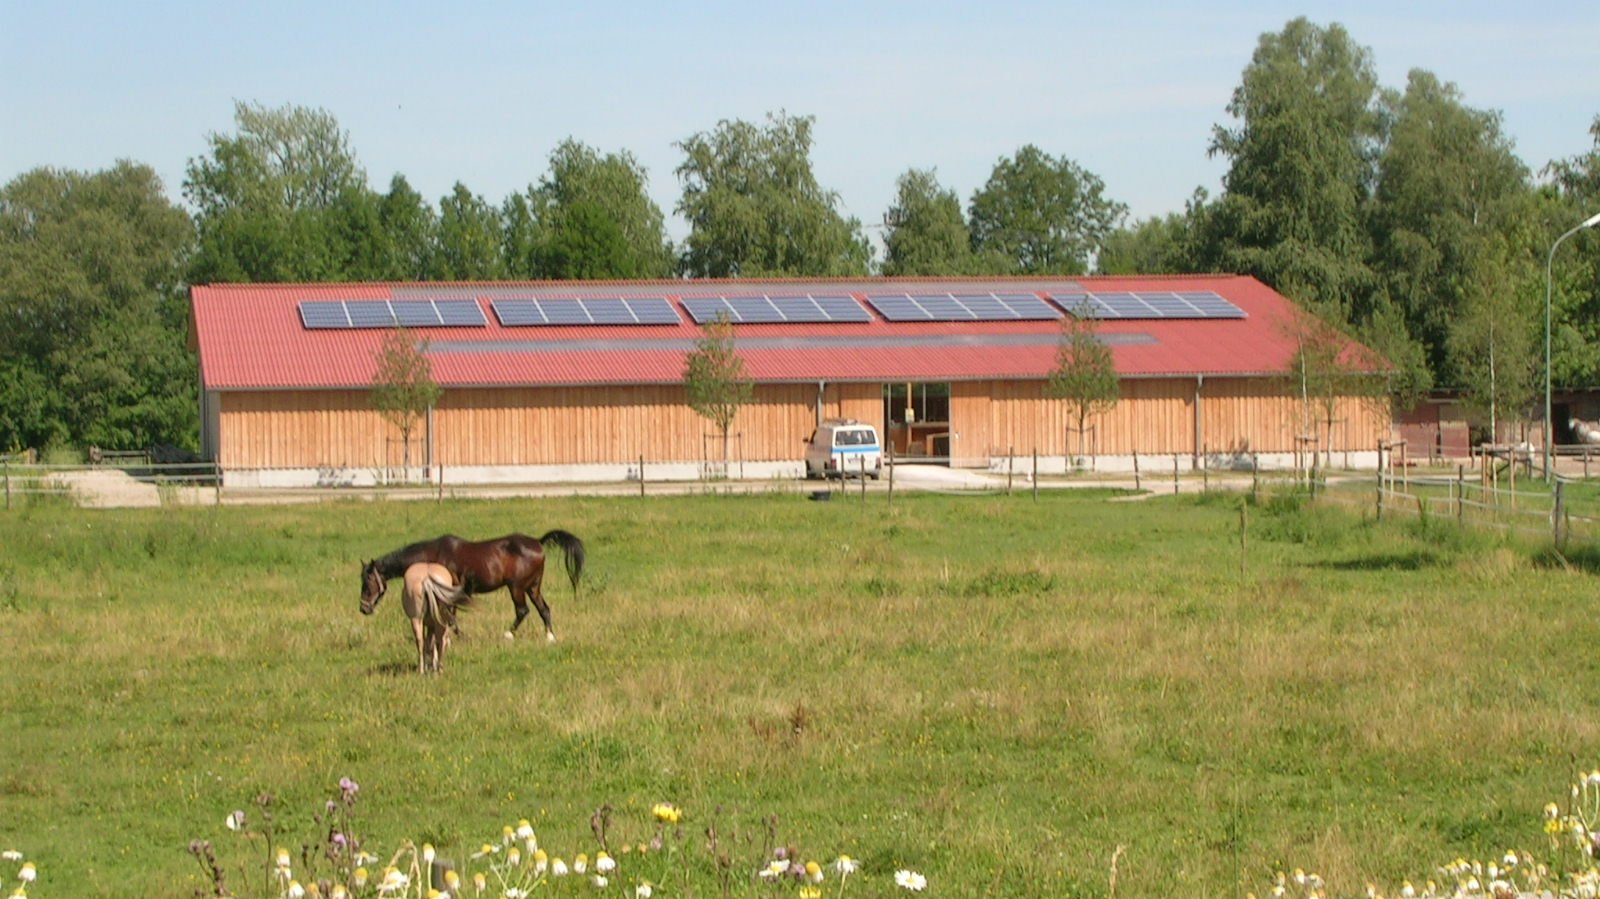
[{"xmin": 1, "ymin": 459, "xmax": 222, "ymax": 509}]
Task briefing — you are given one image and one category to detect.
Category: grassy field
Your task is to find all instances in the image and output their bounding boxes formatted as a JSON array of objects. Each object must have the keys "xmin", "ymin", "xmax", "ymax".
[{"xmin": 4, "ymin": 487, "xmax": 1600, "ymax": 898}]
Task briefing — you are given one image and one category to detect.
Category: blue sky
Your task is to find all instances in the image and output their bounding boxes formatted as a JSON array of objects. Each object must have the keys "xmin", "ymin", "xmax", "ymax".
[{"xmin": 3, "ymin": 1, "xmax": 1596, "ymax": 245}]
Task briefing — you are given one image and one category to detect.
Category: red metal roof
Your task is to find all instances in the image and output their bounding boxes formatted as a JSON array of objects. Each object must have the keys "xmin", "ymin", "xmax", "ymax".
[{"xmin": 189, "ymin": 276, "xmax": 1349, "ymax": 391}]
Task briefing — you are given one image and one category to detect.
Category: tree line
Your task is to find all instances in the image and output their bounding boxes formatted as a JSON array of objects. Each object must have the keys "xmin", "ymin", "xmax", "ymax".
[{"xmin": 1, "ymin": 16, "xmax": 1596, "ymax": 455}]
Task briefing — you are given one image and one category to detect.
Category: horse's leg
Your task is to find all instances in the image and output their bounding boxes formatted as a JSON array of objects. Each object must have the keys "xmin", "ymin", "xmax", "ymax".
[
  {"xmin": 530, "ymin": 577, "xmax": 555, "ymax": 643},
  {"xmin": 412, "ymin": 615, "xmax": 426, "ymax": 674},
  {"xmin": 508, "ymin": 587, "xmax": 530, "ymax": 636}
]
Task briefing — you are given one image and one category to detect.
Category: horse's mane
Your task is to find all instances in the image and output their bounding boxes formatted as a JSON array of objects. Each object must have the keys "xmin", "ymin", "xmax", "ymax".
[{"xmin": 373, "ymin": 535, "xmax": 461, "ymax": 578}]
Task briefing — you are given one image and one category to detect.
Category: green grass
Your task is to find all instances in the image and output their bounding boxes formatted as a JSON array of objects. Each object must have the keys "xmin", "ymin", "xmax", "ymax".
[{"xmin": 3, "ymin": 490, "xmax": 1599, "ymax": 898}]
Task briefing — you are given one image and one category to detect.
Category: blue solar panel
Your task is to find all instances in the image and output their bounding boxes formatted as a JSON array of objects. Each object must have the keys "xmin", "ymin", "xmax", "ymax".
[
  {"xmin": 436, "ymin": 300, "xmax": 487, "ymax": 326},
  {"xmin": 300, "ymin": 302, "xmax": 349, "ymax": 329},
  {"xmin": 627, "ymin": 298, "xmax": 680, "ymax": 324},
  {"xmin": 813, "ymin": 295, "xmax": 872, "ymax": 322},
  {"xmin": 865, "ymin": 294, "xmax": 930, "ymax": 321},
  {"xmin": 682, "ymin": 294, "xmax": 871, "ymax": 324},
  {"xmin": 491, "ymin": 297, "xmax": 679, "ymax": 327},
  {"xmin": 866, "ymin": 292, "xmax": 1061, "ymax": 322},
  {"xmin": 1048, "ymin": 290, "xmax": 1246, "ymax": 319},
  {"xmin": 390, "ymin": 300, "xmax": 439, "ymax": 327},
  {"xmin": 347, "ymin": 302, "xmax": 399, "ymax": 327}
]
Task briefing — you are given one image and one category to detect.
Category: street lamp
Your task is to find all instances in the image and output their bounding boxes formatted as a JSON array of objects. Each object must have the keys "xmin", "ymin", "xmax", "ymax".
[{"xmin": 1545, "ymin": 210, "xmax": 1600, "ymax": 481}]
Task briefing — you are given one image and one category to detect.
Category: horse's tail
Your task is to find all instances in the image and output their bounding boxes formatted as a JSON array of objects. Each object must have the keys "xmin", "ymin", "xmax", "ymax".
[
  {"xmin": 420, "ymin": 575, "xmax": 471, "ymax": 628},
  {"xmin": 538, "ymin": 529, "xmax": 586, "ymax": 597}
]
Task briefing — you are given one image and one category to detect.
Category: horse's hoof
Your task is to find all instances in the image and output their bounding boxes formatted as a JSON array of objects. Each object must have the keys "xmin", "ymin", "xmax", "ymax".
[
  {"xmin": 503, "ymin": 631, "xmax": 515, "ymax": 640},
  {"xmin": 546, "ymin": 632, "xmax": 556, "ymax": 644}
]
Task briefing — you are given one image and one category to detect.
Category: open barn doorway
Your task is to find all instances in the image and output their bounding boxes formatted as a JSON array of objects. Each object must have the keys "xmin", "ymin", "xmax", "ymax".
[{"xmin": 884, "ymin": 382, "xmax": 951, "ymax": 464}]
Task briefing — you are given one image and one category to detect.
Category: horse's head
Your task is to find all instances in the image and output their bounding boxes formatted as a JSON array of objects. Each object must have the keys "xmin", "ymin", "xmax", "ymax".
[{"xmin": 360, "ymin": 560, "xmax": 387, "ymax": 615}]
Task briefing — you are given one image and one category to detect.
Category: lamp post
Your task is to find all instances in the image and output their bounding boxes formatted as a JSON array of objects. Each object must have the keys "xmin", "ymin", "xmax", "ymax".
[{"xmin": 1545, "ymin": 210, "xmax": 1600, "ymax": 482}]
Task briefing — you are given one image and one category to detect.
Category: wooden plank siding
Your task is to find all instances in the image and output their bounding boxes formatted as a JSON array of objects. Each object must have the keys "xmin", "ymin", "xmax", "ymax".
[
  {"xmin": 215, "ymin": 377, "xmax": 1389, "ymax": 473},
  {"xmin": 968, "ymin": 377, "xmax": 1389, "ymax": 461},
  {"xmin": 217, "ymin": 383, "xmax": 886, "ymax": 471}
]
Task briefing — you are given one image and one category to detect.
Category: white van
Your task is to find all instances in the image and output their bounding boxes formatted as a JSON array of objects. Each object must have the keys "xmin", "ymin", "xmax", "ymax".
[{"xmin": 805, "ymin": 419, "xmax": 882, "ymax": 480}]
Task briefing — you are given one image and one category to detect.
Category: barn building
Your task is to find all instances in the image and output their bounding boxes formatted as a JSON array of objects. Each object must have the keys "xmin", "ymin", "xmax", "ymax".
[{"xmin": 188, "ymin": 276, "xmax": 1390, "ymax": 487}]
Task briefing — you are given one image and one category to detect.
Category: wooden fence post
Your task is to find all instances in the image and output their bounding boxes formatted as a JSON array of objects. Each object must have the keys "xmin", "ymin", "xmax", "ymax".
[
  {"xmin": 1172, "ymin": 454, "xmax": 1179, "ymax": 494},
  {"xmin": 1456, "ymin": 464, "xmax": 1465, "ymax": 526},
  {"xmin": 1133, "ymin": 450, "xmax": 1141, "ymax": 491},
  {"xmin": 1007, "ymin": 447, "xmax": 1014, "ymax": 495},
  {"xmin": 887, "ymin": 444, "xmax": 894, "ymax": 509},
  {"xmin": 4, "ymin": 458, "xmax": 9, "ymax": 510},
  {"xmin": 639, "ymin": 455, "xmax": 646, "ymax": 498},
  {"xmin": 1032, "ymin": 449, "xmax": 1039, "ymax": 502},
  {"xmin": 1554, "ymin": 480, "xmax": 1567, "ymax": 548},
  {"xmin": 1375, "ymin": 441, "xmax": 1384, "ymax": 521},
  {"xmin": 1202, "ymin": 444, "xmax": 1209, "ymax": 493}
]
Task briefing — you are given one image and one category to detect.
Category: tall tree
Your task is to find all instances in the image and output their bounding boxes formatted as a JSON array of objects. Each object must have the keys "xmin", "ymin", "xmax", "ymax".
[
  {"xmin": 881, "ymin": 169, "xmax": 984, "ymax": 276},
  {"xmin": 376, "ymin": 175, "xmax": 437, "ymax": 280},
  {"xmin": 0, "ymin": 163, "xmax": 195, "ymax": 451},
  {"xmin": 675, "ymin": 112, "xmax": 870, "ymax": 277},
  {"xmin": 431, "ymin": 183, "xmax": 505, "ymax": 280},
  {"xmin": 1447, "ymin": 238, "xmax": 1540, "ymax": 442},
  {"xmin": 1096, "ymin": 212, "xmax": 1192, "ymax": 275},
  {"xmin": 185, "ymin": 101, "xmax": 371, "ymax": 283},
  {"xmin": 967, "ymin": 145, "xmax": 1126, "ymax": 275},
  {"xmin": 371, "ymin": 326, "xmax": 442, "ymax": 479},
  {"xmin": 529, "ymin": 139, "xmax": 674, "ymax": 279},
  {"xmin": 1046, "ymin": 307, "xmax": 1120, "ymax": 463},
  {"xmin": 683, "ymin": 314, "xmax": 753, "ymax": 474},
  {"xmin": 1202, "ymin": 18, "xmax": 1381, "ymax": 315},
  {"xmin": 1546, "ymin": 118, "xmax": 1600, "ymax": 388},
  {"xmin": 1367, "ymin": 69, "xmax": 1532, "ymax": 386}
]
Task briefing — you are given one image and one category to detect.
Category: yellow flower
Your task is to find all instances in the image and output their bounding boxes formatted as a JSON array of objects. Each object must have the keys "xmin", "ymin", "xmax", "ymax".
[
  {"xmin": 517, "ymin": 819, "xmax": 535, "ymax": 840},
  {"xmin": 423, "ymin": 843, "xmax": 436, "ymax": 864},
  {"xmin": 800, "ymin": 888, "xmax": 822, "ymax": 899},
  {"xmin": 574, "ymin": 853, "xmax": 589, "ymax": 874},
  {"xmin": 652, "ymin": 803, "xmax": 683, "ymax": 824},
  {"xmin": 805, "ymin": 860, "xmax": 823, "ymax": 883},
  {"xmin": 473, "ymin": 872, "xmax": 487, "ymax": 892},
  {"xmin": 353, "ymin": 867, "xmax": 369, "ymax": 888},
  {"xmin": 331, "ymin": 886, "xmax": 349, "ymax": 899},
  {"xmin": 17, "ymin": 863, "xmax": 36, "ymax": 883}
]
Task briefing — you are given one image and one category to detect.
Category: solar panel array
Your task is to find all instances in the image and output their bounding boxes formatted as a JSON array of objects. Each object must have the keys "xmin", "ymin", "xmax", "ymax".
[
  {"xmin": 490, "ymin": 297, "xmax": 680, "ymax": 326},
  {"xmin": 680, "ymin": 294, "xmax": 871, "ymax": 324},
  {"xmin": 299, "ymin": 299, "xmax": 487, "ymax": 329},
  {"xmin": 863, "ymin": 292, "xmax": 1062, "ymax": 322},
  {"xmin": 1048, "ymin": 291, "xmax": 1246, "ymax": 320}
]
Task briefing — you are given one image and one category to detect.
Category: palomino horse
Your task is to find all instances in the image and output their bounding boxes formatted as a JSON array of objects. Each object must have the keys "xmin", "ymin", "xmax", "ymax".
[
  {"xmin": 360, "ymin": 531, "xmax": 585, "ymax": 642},
  {"xmin": 359, "ymin": 562, "xmax": 469, "ymax": 673}
]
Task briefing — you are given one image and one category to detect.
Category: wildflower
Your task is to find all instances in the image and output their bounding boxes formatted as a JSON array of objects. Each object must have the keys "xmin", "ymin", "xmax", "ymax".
[
  {"xmin": 895, "ymin": 869, "xmax": 927, "ymax": 891},
  {"xmin": 800, "ymin": 888, "xmax": 822, "ymax": 899},
  {"xmin": 507, "ymin": 848, "xmax": 522, "ymax": 867},
  {"xmin": 378, "ymin": 867, "xmax": 409, "ymax": 895},
  {"xmin": 276, "ymin": 848, "xmax": 293, "ymax": 870},
  {"xmin": 473, "ymin": 872, "xmax": 487, "ymax": 893},
  {"xmin": 517, "ymin": 819, "xmax": 536, "ymax": 840},
  {"xmin": 760, "ymin": 859, "xmax": 787, "ymax": 879},
  {"xmin": 355, "ymin": 851, "xmax": 381, "ymax": 866},
  {"xmin": 806, "ymin": 861, "xmax": 823, "ymax": 883},
  {"xmin": 471, "ymin": 844, "xmax": 498, "ymax": 860},
  {"xmin": 18, "ymin": 862, "xmax": 37, "ymax": 883},
  {"xmin": 427, "ymin": 890, "xmax": 443, "ymax": 899},
  {"xmin": 423, "ymin": 844, "xmax": 436, "ymax": 865},
  {"xmin": 338, "ymin": 777, "xmax": 359, "ymax": 801},
  {"xmin": 552, "ymin": 858, "xmax": 570, "ymax": 877},
  {"xmin": 225, "ymin": 810, "xmax": 245, "ymax": 832},
  {"xmin": 287, "ymin": 881, "xmax": 306, "ymax": 899},
  {"xmin": 652, "ymin": 803, "xmax": 683, "ymax": 825},
  {"xmin": 1549, "ymin": 802, "xmax": 1563, "ymax": 818},
  {"xmin": 444, "ymin": 870, "xmax": 461, "ymax": 891},
  {"xmin": 1504, "ymin": 851, "xmax": 1519, "ymax": 868},
  {"xmin": 0, "ymin": 852, "xmax": 20, "ymax": 862},
  {"xmin": 503, "ymin": 825, "xmax": 516, "ymax": 845},
  {"xmin": 331, "ymin": 886, "xmax": 349, "ymax": 899},
  {"xmin": 636, "ymin": 883, "xmax": 654, "ymax": 898},
  {"xmin": 833, "ymin": 855, "xmax": 860, "ymax": 877},
  {"xmin": 353, "ymin": 867, "xmax": 369, "ymax": 888},
  {"xmin": 1400, "ymin": 880, "xmax": 1416, "ymax": 898},
  {"xmin": 505, "ymin": 889, "xmax": 528, "ymax": 899},
  {"xmin": 575, "ymin": 853, "xmax": 589, "ymax": 874},
  {"xmin": 534, "ymin": 849, "xmax": 550, "ymax": 875},
  {"xmin": 593, "ymin": 874, "xmax": 609, "ymax": 889},
  {"xmin": 596, "ymin": 852, "xmax": 616, "ymax": 873}
]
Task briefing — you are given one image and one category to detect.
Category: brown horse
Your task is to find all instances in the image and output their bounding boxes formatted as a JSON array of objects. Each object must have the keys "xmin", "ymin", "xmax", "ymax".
[
  {"xmin": 359, "ymin": 563, "xmax": 470, "ymax": 673},
  {"xmin": 360, "ymin": 531, "xmax": 585, "ymax": 642}
]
